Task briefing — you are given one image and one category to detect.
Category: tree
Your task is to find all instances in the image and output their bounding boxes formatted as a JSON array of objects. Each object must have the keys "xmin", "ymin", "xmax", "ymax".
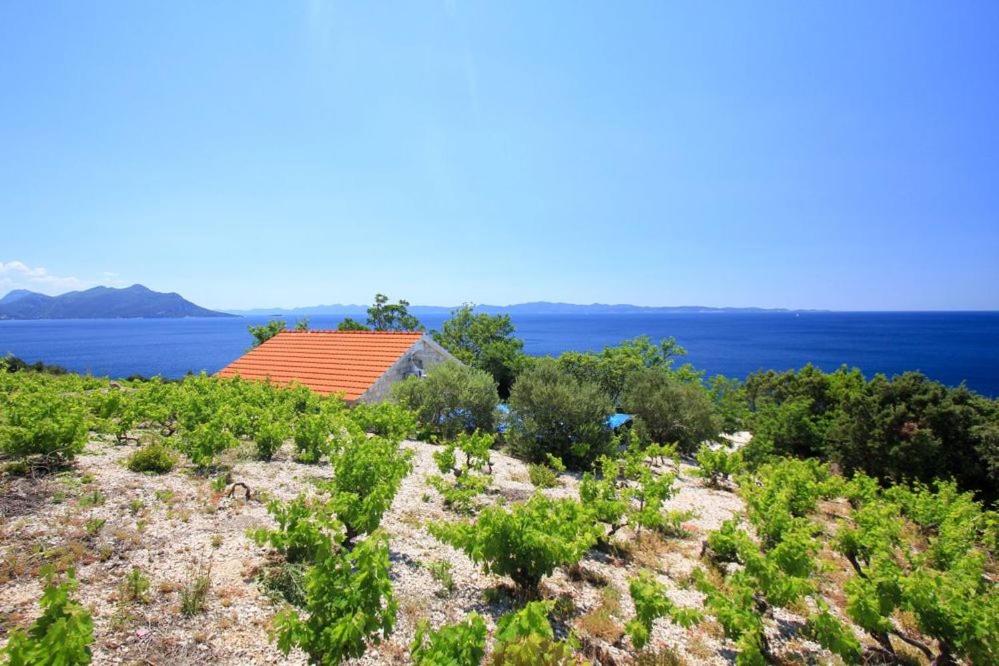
[
  {"xmin": 392, "ymin": 361, "xmax": 499, "ymax": 440},
  {"xmin": 621, "ymin": 368, "xmax": 719, "ymax": 454},
  {"xmin": 248, "ymin": 319, "xmax": 286, "ymax": 347},
  {"xmin": 294, "ymin": 318, "xmax": 310, "ymax": 331},
  {"xmin": 507, "ymin": 358, "xmax": 615, "ymax": 469},
  {"xmin": 366, "ymin": 293, "xmax": 424, "ymax": 332},
  {"xmin": 556, "ymin": 336, "xmax": 690, "ymax": 405},
  {"xmin": 337, "ymin": 317, "xmax": 369, "ymax": 331},
  {"xmin": 431, "ymin": 304, "xmax": 526, "ymax": 398}
]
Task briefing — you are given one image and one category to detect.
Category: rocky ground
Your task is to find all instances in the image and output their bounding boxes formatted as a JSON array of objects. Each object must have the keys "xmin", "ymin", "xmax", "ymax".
[{"xmin": 1, "ymin": 432, "xmax": 850, "ymax": 665}]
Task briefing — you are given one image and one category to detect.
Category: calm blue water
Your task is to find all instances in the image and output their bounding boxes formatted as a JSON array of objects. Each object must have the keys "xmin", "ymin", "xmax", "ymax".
[{"xmin": 1, "ymin": 312, "xmax": 997, "ymax": 396}]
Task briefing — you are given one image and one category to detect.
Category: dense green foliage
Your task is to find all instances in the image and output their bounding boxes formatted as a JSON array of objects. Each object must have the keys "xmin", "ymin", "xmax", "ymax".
[
  {"xmin": 125, "ymin": 442, "xmax": 176, "ymax": 474},
  {"xmin": 431, "ymin": 304, "xmax": 526, "ymax": 398},
  {"xmin": 507, "ymin": 358, "xmax": 615, "ymax": 469},
  {"xmin": 393, "ymin": 361, "xmax": 499, "ymax": 440},
  {"xmin": 490, "ymin": 601, "xmax": 578, "ymax": 665},
  {"xmin": 1, "ymin": 570, "xmax": 94, "ymax": 665},
  {"xmin": 622, "ymin": 368, "xmax": 719, "ymax": 453},
  {"xmin": 696, "ymin": 457, "xmax": 998, "ymax": 665},
  {"xmin": 429, "ymin": 494, "xmax": 599, "ymax": 593},
  {"xmin": 248, "ymin": 319, "xmax": 286, "ymax": 347},
  {"xmin": 556, "ymin": 336, "xmax": 689, "ymax": 405},
  {"xmin": 410, "ymin": 614, "xmax": 487, "ymax": 666},
  {"xmin": 366, "ymin": 293, "xmax": 424, "ymax": 332},
  {"xmin": 0, "ymin": 373, "xmax": 88, "ymax": 467},
  {"xmin": 745, "ymin": 364, "xmax": 999, "ymax": 500},
  {"xmin": 273, "ymin": 532, "xmax": 397, "ymax": 664}
]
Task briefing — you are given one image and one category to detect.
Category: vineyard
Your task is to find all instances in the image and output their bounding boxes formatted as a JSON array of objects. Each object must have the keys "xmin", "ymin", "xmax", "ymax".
[{"xmin": 1, "ymin": 368, "xmax": 996, "ymax": 665}]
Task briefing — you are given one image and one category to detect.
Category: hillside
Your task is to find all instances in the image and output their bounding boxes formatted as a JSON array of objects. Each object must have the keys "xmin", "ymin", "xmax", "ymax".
[
  {"xmin": 0, "ymin": 285, "xmax": 234, "ymax": 320},
  {"xmin": 228, "ymin": 302, "xmax": 810, "ymax": 317}
]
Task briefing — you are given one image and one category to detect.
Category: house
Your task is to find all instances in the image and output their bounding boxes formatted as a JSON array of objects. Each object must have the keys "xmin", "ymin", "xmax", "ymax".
[{"xmin": 216, "ymin": 330, "xmax": 456, "ymax": 403}]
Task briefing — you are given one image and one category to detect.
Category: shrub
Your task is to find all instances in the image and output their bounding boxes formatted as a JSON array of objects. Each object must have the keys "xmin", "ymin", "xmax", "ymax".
[
  {"xmin": 324, "ymin": 435, "xmax": 412, "ymax": 541},
  {"xmin": 351, "ymin": 402, "xmax": 416, "ymax": 440},
  {"xmin": 293, "ymin": 412, "xmax": 331, "ymax": 464},
  {"xmin": 507, "ymin": 358, "xmax": 614, "ymax": 470},
  {"xmin": 429, "ymin": 494, "xmax": 598, "ymax": 593},
  {"xmin": 126, "ymin": 442, "xmax": 176, "ymax": 474},
  {"xmin": 694, "ymin": 444, "xmax": 743, "ymax": 488},
  {"xmin": 0, "ymin": 389, "xmax": 88, "ymax": 466},
  {"xmin": 410, "ymin": 614, "xmax": 487, "ymax": 666},
  {"xmin": 428, "ymin": 473, "xmax": 491, "ymax": 515},
  {"xmin": 528, "ymin": 454, "xmax": 565, "ymax": 489},
  {"xmin": 393, "ymin": 361, "xmax": 499, "ymax": 440},
  {"xmin": 621, "ymin": 368, "xmax": 719, "ymax": 454},
  {"xmin": 273, "ymin": 532, "xmax": 396, "ymax": 664},
  {"xmin": 433, "ymin": 430, "xmax": 494, "ymax": 476},
  {"xmin": 1, "ymin": 569, "xmax": 94, "ymax": 664},
  {"xmin": 528, "ymin": 464, "xmax": 558, "ymax": 489},
  {"xmin": 180, "ymin": 418, "xmax": 237, "ymax": 468},
  {"xmin": 491, "ymin": 601, "xmax": 577, "ymax": 665},
  {"xmin": 626, "ymin": 572, "xmax": 702, "ymax": 649},
  {"xmin": 253, "ymin": 415, "xmax": 288, "ymax": 461}
]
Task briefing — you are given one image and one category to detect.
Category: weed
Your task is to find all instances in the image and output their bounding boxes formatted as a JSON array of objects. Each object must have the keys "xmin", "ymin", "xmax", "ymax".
[
  {"xmin": 120, "ymin": 567, "xmax": 151, "ymax": 604},
  {"xmin": 78, "ymin": 490, "xmax": 105, "ymax": 508},
  {"xmin": 211, "ymin": 534, "xmax": 223, "ymax": 549},
  {"xmin": 180, "ymin": 559, "xmax": 212, "ymax": 616},
  {"xmin": 84, "ymin": 518, "xmax": 106, "ymax": 537},
  {"xmin": 426, "ymin": 560, "xmax": 455, "ymax": 597}
]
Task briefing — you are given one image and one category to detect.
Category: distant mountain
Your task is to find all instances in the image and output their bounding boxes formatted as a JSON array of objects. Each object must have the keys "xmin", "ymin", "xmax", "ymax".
[
  {"xmin": 228, "ymin": 301, "xmax": 813, "ymax": 316},
  {"xmin": 0, "ymin": 285, "xmax": 235, "ymax": 320}
]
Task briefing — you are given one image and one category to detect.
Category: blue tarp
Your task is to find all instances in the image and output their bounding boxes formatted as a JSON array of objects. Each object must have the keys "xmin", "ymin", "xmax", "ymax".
[{"xmin": 495, "ymin": 404, "xmax": 632, "ymax": 431}]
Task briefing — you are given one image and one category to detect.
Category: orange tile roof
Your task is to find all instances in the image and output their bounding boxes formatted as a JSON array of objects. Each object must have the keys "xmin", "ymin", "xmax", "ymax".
[{"xmin": 216, "ymin": 330, "xmax": 425, "ymax": 400}]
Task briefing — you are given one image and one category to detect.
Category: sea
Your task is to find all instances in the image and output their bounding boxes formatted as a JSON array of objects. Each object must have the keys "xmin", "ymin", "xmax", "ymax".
[{"xmin": 1, "ymin": 312, "xmax": 997, "ymax": 397}]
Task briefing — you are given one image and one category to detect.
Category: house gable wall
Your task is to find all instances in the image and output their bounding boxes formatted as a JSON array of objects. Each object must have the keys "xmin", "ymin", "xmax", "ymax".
[{"xmin": 356, "ymin": 335, "xmax": 458, "ymax": 403}]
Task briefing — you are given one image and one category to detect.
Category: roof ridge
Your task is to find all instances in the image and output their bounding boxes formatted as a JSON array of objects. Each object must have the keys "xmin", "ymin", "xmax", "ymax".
[{"xmin": 280, "ymin": 329, "xmax": 424, "ymax": 335}]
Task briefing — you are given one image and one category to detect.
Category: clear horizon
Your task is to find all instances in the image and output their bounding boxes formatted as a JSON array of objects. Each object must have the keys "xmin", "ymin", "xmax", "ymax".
[{"xmin": 3, "ymin": 2, "xmax": 998, "ymax": 311}]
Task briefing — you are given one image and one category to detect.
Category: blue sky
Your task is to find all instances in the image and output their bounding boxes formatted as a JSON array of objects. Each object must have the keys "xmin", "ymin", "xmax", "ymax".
[{"xmin": 2, "ymin": 1, "xmax": 997, "ymax": 310}]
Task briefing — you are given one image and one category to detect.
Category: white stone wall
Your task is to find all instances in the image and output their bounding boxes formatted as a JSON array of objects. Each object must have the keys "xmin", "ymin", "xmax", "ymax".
[{"xmin": 356, "ymin": 335, "xmax": 458, "ymax": 403}]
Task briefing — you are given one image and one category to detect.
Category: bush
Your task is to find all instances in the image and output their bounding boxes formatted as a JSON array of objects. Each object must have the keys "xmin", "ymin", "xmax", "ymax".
[
  {"xmin": 1, "ymin": 569, "xmax": 94, "ymax": 664},
  {"xmin": 324, "ymin": 435, "xmax": 412, "ymax": 541},
  {"xmin": 694, "ymin": 444, "xmax": 743, "ymax": 488},
  {"xmin": 621, "ymin": 368, "xmax": 719, "ymax": 454},
  {"xmin": 0, "ymin": 388, "xmax": 88, "ymax": 466},
  {"xmin": 429, "ymin": 494, "xmax": 598, "ymax": 593},
  {"xmin": 292, "ymin": 412, "xmax": 332, "ymax": 464},
  {"xmin": 253, "ymin": 414, "xmax": 289, "ymax": 461},
  {"xmin": 393, "ymin": 361, "xmax": 499, "ymax": 440},
  {"xmin": 351, "ymin": 402, "xmax": 416, "ymax": 440},
  {"xmin": 528, "ymin": 454, "xmax": 565, "ymax": 489},
  {"xmin": 180, "ymin": 417, "xmax": 237, "ymax": 468},
  {"xmin": 410, "ymin": 614, "xmax": 487, "ymax": 666},
  {"xmin": 507, "ymin": 358, "xmax": 615, "ymax": 470},
  {"xmin": 273, "ymin": 532, "xmax": 396, "ymax": 664},
  {"xmin": 626, "ymin": 572, "xmax": 702, "ymax": 649},
  {"xmin": 126, "ymin": 442, "xmax": 176, "ymax": 474},
  {"xmin": 491, "ymin": 601, "xmax": 577, "ymax": 665}
]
